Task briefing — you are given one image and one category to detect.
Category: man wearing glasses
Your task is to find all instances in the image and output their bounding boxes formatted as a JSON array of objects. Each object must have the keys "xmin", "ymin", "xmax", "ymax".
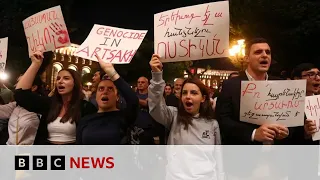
[
  {"xmin": 290, "ymin": 63, "xmax": 320, "ymax": 144},
  {"xmin": 290, "ymin": 63, "xmax": 320, "ymax": 180}
]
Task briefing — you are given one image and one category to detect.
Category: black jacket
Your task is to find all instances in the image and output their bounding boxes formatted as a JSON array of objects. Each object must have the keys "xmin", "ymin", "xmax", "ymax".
[{"xmin": 14, "ymin": 89, "xmax": 97, "ymax": 145}]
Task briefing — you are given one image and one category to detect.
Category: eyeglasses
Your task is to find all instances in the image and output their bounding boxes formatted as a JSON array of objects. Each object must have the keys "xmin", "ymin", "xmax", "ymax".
[{"xmin": 302, "ymin": 72, "xmax": 320, "ymax": 79}]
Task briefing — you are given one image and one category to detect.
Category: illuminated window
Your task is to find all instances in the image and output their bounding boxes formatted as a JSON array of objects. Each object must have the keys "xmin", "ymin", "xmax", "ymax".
[
  {"xmin": 68, "ymin": 64, "xmax": 78, "ymax": 71},
  {"xmin": 82, "ymin": 66, "xmax": 91, "ymax": 76}
]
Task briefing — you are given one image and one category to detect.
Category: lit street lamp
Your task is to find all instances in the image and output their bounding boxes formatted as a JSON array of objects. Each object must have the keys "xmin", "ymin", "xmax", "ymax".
[
  {"xmin": 229, "ymin": 39, "xmax": 246, "ymax": 71},
  {"xmin": 0, "ymin": 72, "xmax": 8, "ymax": 81}
]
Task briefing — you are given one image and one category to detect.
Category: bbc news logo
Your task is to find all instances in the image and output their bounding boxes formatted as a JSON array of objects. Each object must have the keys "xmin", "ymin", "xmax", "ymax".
[
  {"xmin": 15, "ymin": 155, "xmax": 115, "ymax": 170},
  {"xmin": 15, "ymin": 155, "xmax": 65, "ymax": 170}
]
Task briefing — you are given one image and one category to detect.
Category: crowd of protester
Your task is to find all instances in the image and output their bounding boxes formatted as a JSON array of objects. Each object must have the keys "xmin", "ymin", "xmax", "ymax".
[
  {"xmin": 0, "ymin": 37, "xmax": 320, "ymax": 146},
  {"xmin": 0, "ymin": 37, "xmax": 320, "ymax": 179}
]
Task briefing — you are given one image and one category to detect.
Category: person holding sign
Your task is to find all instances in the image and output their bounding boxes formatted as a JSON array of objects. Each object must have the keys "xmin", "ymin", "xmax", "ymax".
[
  {"xmin": 149, "ymin": 54, "xmax": 221, "ymax": 144},
  {"xmin": 14, "ymin": 51, "xmax": 97, "ymax": 145},
  {"xmin": 216, "ymin": 38, "xmax": 291, "ymax": 179},
  {"xmin": 290, "ymin": 63, "xmax": 320, "ymax": 144},
  {"xmin": 289, "ymin": 63, "xmax": 320, "ymax": 180},
  {"xmin": 216, "ymin": 38, "xmax": 289, "ymax": 145},
  {"xmin": 148, "ymin": 54, "xmax": 223, "ymax": 180},
  {"xmin": 76, "ymin": 55, "xmax": 139, "ymax": 145}
]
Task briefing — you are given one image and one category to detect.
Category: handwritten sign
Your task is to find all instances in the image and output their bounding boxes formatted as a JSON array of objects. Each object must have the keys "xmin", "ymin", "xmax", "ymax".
[
  {"xmin": 0, "ymin": 37, "xmax": 8, "ymax": 72},
  {"xmin": 240, "ymin": 80, "xmax": 306, "ymax": 127},
  {"xmin": 22, "ymin": 5, "xmax": 70, "ymax": 56},
  {"xmin": 74, "ymin": 25, "xmax": 147, "ymax": 64},
  {"xmin": 154, "ymin": 1, "xmax": 229, "ymax": 62},
  {"xmin": 305, "ymin": 95, "xmax": 320, "ymax": 141}
]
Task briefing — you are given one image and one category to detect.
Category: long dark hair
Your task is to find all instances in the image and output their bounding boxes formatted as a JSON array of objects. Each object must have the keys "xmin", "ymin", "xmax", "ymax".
[
  {"xmin": 177, "ymin": 78, "xmax": 215, "ymax": 130},
  {"xmin": 47, "ymin": 69, "xmax": 83, "ymax": 124},
  {"xmin": 163, "ymin": 83, "xmax": 172, "ymax": 97}
]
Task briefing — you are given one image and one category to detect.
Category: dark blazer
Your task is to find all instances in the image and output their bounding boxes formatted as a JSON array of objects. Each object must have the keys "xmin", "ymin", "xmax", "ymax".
[
  {"xmin": 14, "ymin": 89, "xmax": 97, "ymax": 145},
  {"xmin": 216, "ymin": 72, "xmax": 291, "ymax": 178},
  {"xmin": 216, "ymin": 71, "xmax": 283, "ymax": 145}
]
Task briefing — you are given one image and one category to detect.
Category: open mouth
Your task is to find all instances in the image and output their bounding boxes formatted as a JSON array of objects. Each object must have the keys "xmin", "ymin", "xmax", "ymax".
[
  {"xmin": 185, "ymin": 102, "xmax": 193, "ymax": 108},
  {"xmin": 260, "ymin": 60, "xmax": 268, "ymax": 65},
  {"xmin": 101, "ymin": 96, "xmax": 109, "ymax": 102},
  {"xmin": 57, "ymin": 86, "xmax": 65, "ymax": 90},
  {"xmin": 313, "ymin": 84, "xmax": 320, "ymax": 88}
]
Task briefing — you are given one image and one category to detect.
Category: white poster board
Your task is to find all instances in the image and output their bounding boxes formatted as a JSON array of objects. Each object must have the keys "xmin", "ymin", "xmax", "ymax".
[
  {"xmin": 240, "ymin": 80, "xmax": 306, "ymax": 127},
  {"xmin": 154, "ymin": 1, "xmax": 229, "ymax": 62},
  {"xmin": 22, "ymin": 5, "xmax": 71, "ymax": 56},
  {"xmin": 0, "ymin": 37, "xmax": 8, "ymax": 72},
  {"xmin": 305, "ymin": 95, "xmax": 320, "ymax": 141},
  {"xmin": 75, "ymin": 24, "xmax": 147, "ymax": 64}
]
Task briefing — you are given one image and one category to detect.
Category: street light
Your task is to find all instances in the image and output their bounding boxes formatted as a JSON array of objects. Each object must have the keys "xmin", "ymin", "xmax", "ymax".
[
  {"xmin": 229, "ymin": 39, "xmax": 246, "ymax": 71},
  {"xmin": 0, "ymin": 72, "xmax": 8, "ymax": 81}
]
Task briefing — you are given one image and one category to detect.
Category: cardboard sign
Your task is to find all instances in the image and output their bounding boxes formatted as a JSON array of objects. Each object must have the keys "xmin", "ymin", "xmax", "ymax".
[
  {"xmin": 75, "ymin": 24, "xmax": 147, "ymax": 64},
  {"xmin": 154, "ymin": 1, "xmax": 229, "ymax": 62},
  {"xmin": 23, "ymin": 5, "xmax": 70, "ymax": 56},
  {"xmin": 305, "ymin": 95, "xmax": 320, "ymax": 141},
  {"xmin": 0, "ymin": 37, "xmax": 8, "ymax": 72},
  {"xmin": 240, "ymin": 80, "xmax": 306, "ymax": 127}
]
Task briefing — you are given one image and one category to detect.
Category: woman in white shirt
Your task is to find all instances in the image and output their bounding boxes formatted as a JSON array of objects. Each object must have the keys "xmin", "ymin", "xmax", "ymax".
[{"xmin": 15, "ymin": 51, "xmax": 96, "ymax": 145}]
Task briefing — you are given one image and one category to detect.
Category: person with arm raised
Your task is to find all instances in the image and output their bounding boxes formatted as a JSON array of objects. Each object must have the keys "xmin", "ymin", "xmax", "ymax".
[
  {"xmin": 76, "ymin": 55, "xmax": 139, "ymax": 145},
  {"xmin": 15, "ymin": 51, "xmax": 96, "ymax": 145}
]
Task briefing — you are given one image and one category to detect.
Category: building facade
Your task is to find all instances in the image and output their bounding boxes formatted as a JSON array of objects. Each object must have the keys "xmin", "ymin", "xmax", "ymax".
[
  {"xmin": 42, "ymin": 44, "xmax": 99, "ymax": 89},
  {"xmin": 184, "ymin": 68, "xmax": 237, "ymax": 89}
]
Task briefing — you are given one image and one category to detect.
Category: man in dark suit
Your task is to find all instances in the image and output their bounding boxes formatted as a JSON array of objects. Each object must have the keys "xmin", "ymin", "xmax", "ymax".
[
  {"xmin": 216, "ymin": 38, "xmax": 290, "ymax": 179},
  {"xmin": 216, "ymin": 38, "xmax": 289, "ymax": 145}
]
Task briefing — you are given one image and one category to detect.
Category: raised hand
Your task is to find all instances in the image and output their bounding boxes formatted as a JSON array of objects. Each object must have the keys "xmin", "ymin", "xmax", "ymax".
[
  {"xmin": 49, "ymin": 22, "xmax": 70, "ymax": 44},
  {"xmin": 31, "ymin": 51, "xmax": 44, "ymax": 65},
  {"xmin": 149, "ymin": 54, "xmax": 163, "ymax": 72},
  {"xmin": 95, "ymin": 54, "xmax": 116, "ymax": 76}
]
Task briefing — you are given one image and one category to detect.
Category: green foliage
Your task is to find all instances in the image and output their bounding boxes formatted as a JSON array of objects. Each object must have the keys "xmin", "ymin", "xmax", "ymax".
[
  {"xmin": 230, "ymin": 0, "xmax": 319, "ymax": 67},
  {"xmin": 162, "ymin": 61, "xmax": 191, "ymax": 82}
]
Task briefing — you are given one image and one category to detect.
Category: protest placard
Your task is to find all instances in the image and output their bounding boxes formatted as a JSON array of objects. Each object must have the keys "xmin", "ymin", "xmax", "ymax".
[
  {"xmin": 74, "ymin": 24, "xmax": 147, "ymax": 64},
  {"xmin": 0, "ymin": 37, "xmax": 8, "ymax": 72},
  {"xmin": 305, "ymin": 95, "xmax": 320, "ymax": 141},
  {"xmin": 240, "ymin": 80, "xmax": 306, "ymax": 127},
  {"xmin": 22, "ymin": 5, "xmax": 70, "ymax": 56},
  {"xmin": 154, "ymin": 1, "xmax": 229, "ymax": 62}
]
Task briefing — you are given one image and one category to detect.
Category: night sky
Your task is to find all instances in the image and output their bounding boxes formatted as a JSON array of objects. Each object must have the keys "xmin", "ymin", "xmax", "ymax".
[
  {"xmin": 2, "ymin": 0, "xmax": 320, "ymax": 81},
  {"xmin": 68, "ymin": 0, "xmax": 216, "ymax": 43}
]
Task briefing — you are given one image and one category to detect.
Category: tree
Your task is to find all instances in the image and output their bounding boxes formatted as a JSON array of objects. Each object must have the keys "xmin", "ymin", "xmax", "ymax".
[
  {"xmin": 113, "ymin": 38, "xmax": 154, "ymax": 83},
  {"xmin": 229, "ymin": 0, "xmax": 320, "ymax": 68},
  {"xmin": 228, "ymin": 57, "xmax": 246, "ymax": 71},
  {"xmin": 162, "ymin": 61, "xmax": 192, "ymax": 82}
]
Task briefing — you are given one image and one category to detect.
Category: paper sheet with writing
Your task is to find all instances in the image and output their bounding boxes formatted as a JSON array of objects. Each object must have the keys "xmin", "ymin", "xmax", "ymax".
[
  {"xmin": 305, "ymin": 95, "xmax": 320, "ymax": 141},
  {"xmin": 154, "ymin": 1, "xmax": 229, "ymax": 62},
  {"xmin": 22, "ymin": 5, "xmax": 71, "ymax": 56},
  {"xmin": 240, "ymin": 80, "xmax": 306, "ymax": 127},
  {"xmin": 74, "ymin": 24, "xmax": 147, "ymax": 64},
  {"xmin": 0, "ymin": 37, "xmax": 8, "ymax": 72}
]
